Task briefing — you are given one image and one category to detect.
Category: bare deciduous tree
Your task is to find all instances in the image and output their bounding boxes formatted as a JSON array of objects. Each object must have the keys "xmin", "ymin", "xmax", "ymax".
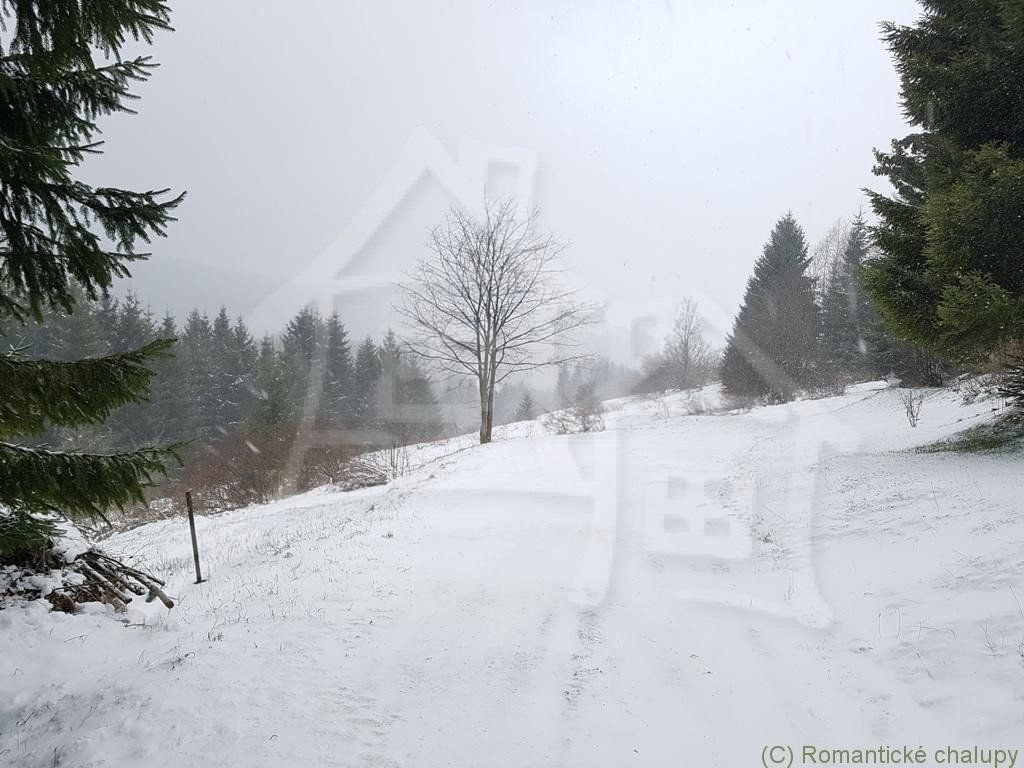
[
  {"xmin": 664, "ymin": 298, "xmax": 715, "ymax": 389},
  {"xmin": 399, "ymin": 200, "xmax": 593, "ymax": 444},
  {"xmin": 810, "ymin": 217, "xmax": 850, "ymax": 296},
  {"xmin": 634, "ymin": 298, "xmax": 715, "ymax": 394}
]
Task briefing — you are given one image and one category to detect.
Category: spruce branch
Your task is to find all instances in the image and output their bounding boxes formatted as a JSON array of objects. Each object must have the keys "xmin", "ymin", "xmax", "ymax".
[
  {"xmin": 0, "ymin": 442, "xmax": 179, "ymax": 522},
  {"xmin": 0, "ymin": 338, "xmax": 175, "ymax": 437}
]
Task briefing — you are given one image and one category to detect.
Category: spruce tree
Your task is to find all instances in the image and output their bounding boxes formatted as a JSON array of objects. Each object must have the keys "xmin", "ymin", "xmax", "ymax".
[
  {"xmin": 514, "ymin": 391, "xmax": 537, "ymax": 422},
  {"xmin": 209, "ymin": 308, "xmax": 242, "ymax": 429},
  {"xmin": 866, "ymin": 2, "xmax": 1024, "ymax": 365},
  {"xmin": 231, "ymin": 316, "xmax": 259, "ymax": 423},
  {"xmin": 819, "ymin": 218, "xmax": 948, "ymax": 387},
  {"xmin": 374, "ymin": 332, "xmax": 442, "ymax": 445},
  {"xmin": 281, "ymin": 307, "xmax": 324, "ymax": 369},
  {"xmin": 55, "ymin": 290, "xmax": 106, "ymax": 362},
  {"xmin": 819, "ymin": 216, "xmax": 880, "ymax": 384},
  {"xmin": 148, "ymin": 314, "xmax": 189, "ymax": 445},
  {"xmin": 242, "ymin": 337, "xmax": 296, "ymax": 498},
  {"xmin": 376, "ymin": 330, "xmax": 402, "ymax": 441},
  {"xmin": 233, "ymin": 318, "xmax": 259, "ymax": 372},
  {"xmin": 2, "ymin": 290, "xmax": 114, "ymax": 453},
  {"xmin": 107, "ymin": 294, "xmax": 160, "ymax": 447},
  {"xmin": 0, "ymin": 0, "xmax": 182, "ymax": 560},
  {"xmin": 351, "ymin": 337, "xmax": 381, "ymax": 434},
  {"xmin": 113, "ymin": 293, "xmax": 156, "ymax": 352},
  {"xmin": 322, "ymin": 312, "xmax": 353, "ymax": 428},
  {"xmin": 94, "ymin": 295, "xmax": 121, "ymax": 349},
  {"xmin": 179, "ymin": 310, "xmax": 214, "ymax": 441},
  {"xmin": 2, "ymin": 283, "xmax": 105, "ymax": 362},
  {"xmin": 721, "ymin": 214, "xmax": 820, "ymax": 402},
  {"xmin": 399, "ymin": 356, "xmax": 442, "ymax": 442},
  {"xmin": 248, "ymin": 337, "xmax": 296, "ymax": 440}
]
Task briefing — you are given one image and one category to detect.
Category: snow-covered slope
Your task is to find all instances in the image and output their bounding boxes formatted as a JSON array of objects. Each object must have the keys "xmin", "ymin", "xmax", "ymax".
[{"xmin": 2, "ymin": 387, "xmax": 1021, "ymax": 767}]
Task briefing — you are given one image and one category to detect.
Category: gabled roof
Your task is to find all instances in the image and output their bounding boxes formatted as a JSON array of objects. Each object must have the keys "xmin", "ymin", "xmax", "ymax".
[{"xmin": 246, "ymin": 128, "xmax": 537, "ymax": 332}]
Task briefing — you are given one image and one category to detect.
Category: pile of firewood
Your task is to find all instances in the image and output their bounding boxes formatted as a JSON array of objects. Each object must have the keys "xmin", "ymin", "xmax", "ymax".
[{"xmin": 48, "ymin": 549, "xmax": 174, "ymax": 613}]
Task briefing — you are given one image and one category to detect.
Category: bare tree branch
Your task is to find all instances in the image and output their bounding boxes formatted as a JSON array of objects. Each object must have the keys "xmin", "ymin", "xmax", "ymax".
[{"xmin": 398, "ymin": 200, "xmax": 595, "ymax": 443}]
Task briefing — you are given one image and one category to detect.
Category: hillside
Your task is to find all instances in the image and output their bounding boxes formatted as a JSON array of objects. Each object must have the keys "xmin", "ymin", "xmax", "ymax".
[{"xmin": 2, "ymin": 386, "xmax": 1021, "ymax": 767}]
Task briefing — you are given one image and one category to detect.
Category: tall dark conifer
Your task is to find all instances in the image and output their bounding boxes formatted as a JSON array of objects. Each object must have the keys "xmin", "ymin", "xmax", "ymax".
[
  {"xmin": 513, "ymin": 391, "xmax": 537, "ymax": 422},
  {"xmin": 0, "ymin": 0, "xmax": 182, "ymax": 560},
  {"xmin": 376, "ymin": 330, "xmax": 402, "ymax": 437},
  {"xmin": 93, "ymin": 295, "xmax": 120, "ymax": 351},
  {"xmin": 107, "ymin": 294, "xmax": 159, "ymax": 447},
  {"xmin": 281, "ymin": 306, "xmax": 326, "ymax": 416},
  {"xmin": 351, "ymin": 337, "xmax": 381, "ymax": 433},
  {"xmin": 209, "ymin": 308, "xmax": 241, "ymax": 429},
  {"xmin": 322, "ymin": 312, "xmax": 352, "ymax": 428},
  {"xmin": 241, "ymin": 336, "xmax": 295, "ymax": 496},
  {"xmin": 249, "ymin": 337, "xmax": 295, "ymax": 438},
  {"xmin": 179, "ymin": 310, "xmax": 213, "ymax": 441},
  {"xmin": 147, "ymin": 314, "xmax": 188, "ymax": 444},
  {"xmin": 866, "ymin": 1, "xmax": 1024, "ymax": 365},
  {"xmin": 231, "ymin": 316, "xmax": 259, "ymax": 423},
  {"xmin": 721, "ymin": 214, "xmax": 820, "ymax": 402},
  {"xmin": 820, "ymin": 216, "xmax": 880, "ymax": 383},
  {"xmin": 399, "ymin": 356, "xmax": 442, "ymax": 443},
  {"xmin": 56, "ymin": 291, "xmax": 105, "ymax": 362}
]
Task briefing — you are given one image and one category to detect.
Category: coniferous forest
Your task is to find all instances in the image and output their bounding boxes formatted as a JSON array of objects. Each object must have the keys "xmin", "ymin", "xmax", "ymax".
[
  {"xmin": 3, "ymin": 294, "xmax": 444, "ymax": 516},
  {"xmin": 719, "ymin": 212, "xmax": 950, "ymax": 402}
]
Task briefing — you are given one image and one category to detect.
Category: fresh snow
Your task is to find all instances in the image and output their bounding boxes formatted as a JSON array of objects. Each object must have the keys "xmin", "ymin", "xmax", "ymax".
[{"xmin": 2, "ymin": 387, "xmax": 1022, "ymax": 767}]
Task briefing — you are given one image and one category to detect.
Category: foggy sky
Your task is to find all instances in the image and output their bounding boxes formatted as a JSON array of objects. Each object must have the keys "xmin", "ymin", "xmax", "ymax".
[{"xmin": 86, "ymin": 0, "xmax": 922, "ymax": 347}]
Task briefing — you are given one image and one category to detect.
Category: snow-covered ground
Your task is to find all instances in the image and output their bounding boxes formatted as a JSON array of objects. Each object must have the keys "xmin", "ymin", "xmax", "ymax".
[{"xmin": 2, "ymin": 386, "xmax": 1022, "ymax": 767}]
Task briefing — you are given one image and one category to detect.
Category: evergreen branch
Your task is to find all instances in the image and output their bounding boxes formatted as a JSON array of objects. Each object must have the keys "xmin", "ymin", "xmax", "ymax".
[
  {"xmin": 0, "ymin": 338, "xmax": 175, "ymax": 437},
  {"xmin": 0, "ymin": 55, "xmax": 156, "ymax": 129},
  {"xmin": 0, "ymin": 14, "xmax": 182, "ymax": 322},
  {"xmin": 0, "ymin": 507, "xmax": 59, "ymax": 560},
  {"xmin": 0, "ymin": 441, "xmax": 178, "ymax": 522},
  {"xmin": 0, "ymin": 182, "xmax": 183, "ymax": 319},
  {"xmin": 0, "ymin": 1, "xmax": 173, "ymax": 63},
  {"xmin": 0, "ymin": 0, "xmax": 182, "ymax": 562}
]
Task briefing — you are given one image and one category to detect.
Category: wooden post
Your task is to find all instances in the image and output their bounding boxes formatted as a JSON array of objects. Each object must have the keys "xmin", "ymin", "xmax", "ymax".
[{"xmin": 185, "ymin": 490, "xmax": 205, "ymax": 584}]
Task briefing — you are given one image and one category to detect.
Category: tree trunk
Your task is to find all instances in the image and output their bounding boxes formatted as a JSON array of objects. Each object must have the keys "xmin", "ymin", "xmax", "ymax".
[
  {"xmin": 479, "ymin": 401, "xmax": 490, "ymax": 444},
  {"xmin": 478, "ymin": 365, "xmax": 497, "ymax": 444},
  {"xmin": 478, "ymin": 374, "xmax": 491, "ymax": 444},
  {"xmin": 484, "ymin": 384, "xmax": 494, "ymax": 443}
]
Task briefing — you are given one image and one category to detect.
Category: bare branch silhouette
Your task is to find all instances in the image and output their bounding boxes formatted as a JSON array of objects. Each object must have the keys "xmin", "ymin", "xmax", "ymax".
[{"xmin": 398, "ymin": 200, "xmax": 595, "ymax": 443}]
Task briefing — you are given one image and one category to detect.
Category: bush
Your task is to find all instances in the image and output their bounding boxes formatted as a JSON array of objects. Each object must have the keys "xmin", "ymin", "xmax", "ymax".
[
  {"xmin": 899, "ymin": 389, "xmax": 926, "ymax": 428},
  {"xmin": 336, "ymin": 443, "xmax": 410, "ymax": 490},
  {"xmin": 953, "ymin": 372, "xmax": 1004, "ymax": 405},
  {"xmin": 183, "ymin": 430, "xmax": 295, "ymax": 510},
  {"xmin": 683, "ymin": 391, "xmax": 710, "ymax": 415},
  {"xmin": 543, "ymin": 381, "xmax": 605, "ymax": 434}
]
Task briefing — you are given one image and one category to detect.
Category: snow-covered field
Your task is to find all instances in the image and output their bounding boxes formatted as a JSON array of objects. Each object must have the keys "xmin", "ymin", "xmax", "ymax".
[{"xmin": 2, "ymin": 386, "xmax": 1022, "ymax": 767}]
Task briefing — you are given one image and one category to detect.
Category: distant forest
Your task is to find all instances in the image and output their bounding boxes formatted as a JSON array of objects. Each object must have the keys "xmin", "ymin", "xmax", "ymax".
[
  {"xmin": 2, "ymin": 291, "xmax": 645, "ymax": 513},
  {"xmin": 2, "ymin": 291, "xmax": 447, "ymax": 510}
]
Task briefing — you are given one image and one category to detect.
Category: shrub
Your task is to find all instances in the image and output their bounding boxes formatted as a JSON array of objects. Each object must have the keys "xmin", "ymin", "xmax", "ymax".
[
  {"xmin": 543, "ymin": 381, "xmax": 605, "ymax": 434},
  {"xmin": 899, "ymin": 389, "xmax": 925, "ymax": 428}
]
